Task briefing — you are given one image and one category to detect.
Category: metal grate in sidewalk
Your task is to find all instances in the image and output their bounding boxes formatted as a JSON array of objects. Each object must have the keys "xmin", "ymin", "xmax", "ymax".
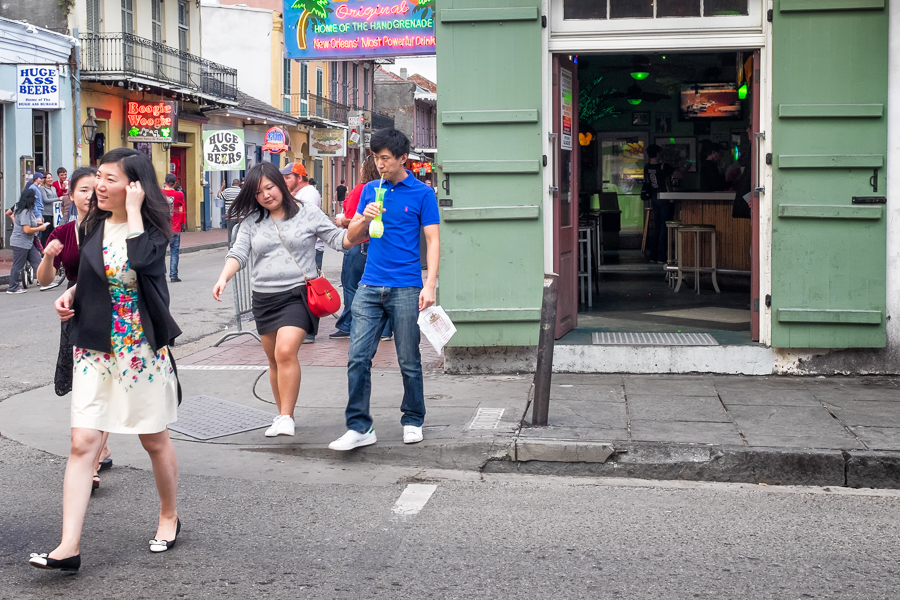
[
  {"xmin": 591, "ymin": 332, "xmax": 720, "ymax": 346},
  {"xmin": 169, "ymin": 395, "xmax": 275, "ymax": 440},
  {"xmin": 467, "ymin": 408, "xmax": 505, "ymax": 430}
]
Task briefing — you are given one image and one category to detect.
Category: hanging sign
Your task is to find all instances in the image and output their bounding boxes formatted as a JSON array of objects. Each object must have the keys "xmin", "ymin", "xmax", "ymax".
[
  {"xmin": 16, "ymin": 65, "xmax": 60, "ymax": 109},
  {"xmin": 203, "ymin": 129, "xmax": 246, "ymax": 171},
  {"xmin": 125, "ymin": 100, "xmax": 177, "ymax": 143},
  {"xmin": 310, "ymin": 128, "xmax": 347, "ymax": 157},
  {"xmin": 261, "ymin": 126, "xmax": 290, "ymax": 153},
  {"xmin": 283, "ymin": 0, "xmax": 436, "ymax": 61},
  {"xmin": 560, "ymin": 68, "xmax": 573, "ymax": 151},
  {"xmin": 411, "ymin": 161, "xmax": 432, "ymax": 174}
]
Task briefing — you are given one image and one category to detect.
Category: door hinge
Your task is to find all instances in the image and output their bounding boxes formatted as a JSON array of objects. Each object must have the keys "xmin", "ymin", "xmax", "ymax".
[
  {"xmin": 549, "ymin": 185, "xmax": 559, "ymax": 194},
  {"xmin": 543, "ymin": 155, "xmax": 548, "ymax": 167},
  {"xmin": 765, "ymin": 153, "xmax": 772, "ymax": 165},
  {"xmin": 541, "ymin": 15, "xmax": 547, "ymax": 28},
  {"xmin": 767, "ymin": 8, "xmax": 773, "ymax": 22},
  {"xmin": 765, "ymin": 294, "xmax": 772, "ymax": 308}
]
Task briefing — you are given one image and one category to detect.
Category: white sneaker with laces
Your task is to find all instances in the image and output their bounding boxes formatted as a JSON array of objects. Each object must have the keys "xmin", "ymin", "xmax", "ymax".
[
  {"xmin": 403, "ymin": 425, "xmax": 424, "ymax": 444},
  {"xmin": 328, "ymin": 428, "xmax": 377, "ymax": 451},
  {"xmin": 40, "ymin": 280, "xmax": 62, "ymax": 291},
  {"xmin": 264, "ymin": 415, "xmax": 295, "ymax": 437}
]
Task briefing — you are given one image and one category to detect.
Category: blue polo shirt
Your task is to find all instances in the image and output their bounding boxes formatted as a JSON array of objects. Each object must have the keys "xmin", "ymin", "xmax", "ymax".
[{"xmin": 360, "ymin": 170, "xmax": 440, "ymax": 288}]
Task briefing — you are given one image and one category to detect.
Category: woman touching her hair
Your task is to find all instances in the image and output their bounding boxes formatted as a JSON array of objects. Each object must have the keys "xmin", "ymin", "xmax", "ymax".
[
  {"xmin": 29, "ymin": 148, "xmax": 183, "ymax": 573},
  {"xmin": 213, "ymin": 162, "xmax": 369, "ymax": 437}
]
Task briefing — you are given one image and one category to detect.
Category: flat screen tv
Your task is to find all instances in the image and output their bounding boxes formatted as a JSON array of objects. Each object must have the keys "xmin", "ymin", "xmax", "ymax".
[{"xmin": 680, "ymin": 83, "xmax": 742, "ymax": 120}]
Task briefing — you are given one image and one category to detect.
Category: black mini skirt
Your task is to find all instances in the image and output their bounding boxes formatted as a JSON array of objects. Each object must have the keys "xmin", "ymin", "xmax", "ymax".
[{"xmin": 251, "ymin": 285, "xmax": 318, "ymax": 336}]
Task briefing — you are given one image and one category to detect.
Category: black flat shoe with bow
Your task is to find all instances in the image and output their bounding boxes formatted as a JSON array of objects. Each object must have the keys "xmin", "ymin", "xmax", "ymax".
[
  {"xmin": 28, "ymin": 553, "xmax": 81, "ymax": 572},
  {"xmin": 149, "ymin": 518, "xmax": 181, "ymax": 553}
]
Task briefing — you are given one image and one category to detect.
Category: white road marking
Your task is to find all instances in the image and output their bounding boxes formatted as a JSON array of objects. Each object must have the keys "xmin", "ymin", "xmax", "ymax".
[{"xmin": 392, "ymin": 484, "xmax": 438, "ymax": 516}]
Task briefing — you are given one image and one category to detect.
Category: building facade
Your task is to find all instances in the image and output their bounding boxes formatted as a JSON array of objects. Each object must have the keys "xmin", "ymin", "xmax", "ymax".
[
  {"xmin": 435, "ymin": 0, "xmax": 899, "ymax": 376},
  {"xmin": 374, "ymin": 66, "xmax": 437, "ymax": 181},
  {"xmin": 0, "ymin": 18, "xmax": 78, "ymax": 248}
]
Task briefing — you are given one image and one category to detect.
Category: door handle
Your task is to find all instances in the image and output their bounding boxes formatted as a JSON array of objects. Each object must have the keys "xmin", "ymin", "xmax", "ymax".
[
  {"xmin": 441, "ymin": 174, "xmax": 450, "ymax": 195},
  {"xmin": 869, "ymin": 169, "xmax": 879, "ymax": 193}
]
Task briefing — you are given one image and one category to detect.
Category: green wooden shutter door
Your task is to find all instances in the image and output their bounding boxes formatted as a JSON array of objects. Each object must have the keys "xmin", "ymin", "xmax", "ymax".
[
  {"xmin": 771, "ymin": 0, "xmax": 889, "ymax": 348},
  {"xmin": 436, "ymin": 1, "xmax": 544, "ymax": 347}
]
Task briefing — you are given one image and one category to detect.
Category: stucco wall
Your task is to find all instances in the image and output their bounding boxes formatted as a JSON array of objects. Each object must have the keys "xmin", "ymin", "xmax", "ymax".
[
  {"xmin": 0, "ymin": 0, "xmax": 68, "ymax": 32},
  {"xmin": 374, "ymin": 81, "xmax": 416, "ymax": 143},
  {"xmin": 200, "ymin": 2, "xmax": 273, "ymax": 103}
]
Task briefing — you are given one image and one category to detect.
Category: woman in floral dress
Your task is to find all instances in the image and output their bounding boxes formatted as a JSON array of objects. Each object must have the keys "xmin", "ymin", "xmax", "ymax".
[{"xmin": 29, "ymin": 148, "xmax": 183, "ymax": 573}]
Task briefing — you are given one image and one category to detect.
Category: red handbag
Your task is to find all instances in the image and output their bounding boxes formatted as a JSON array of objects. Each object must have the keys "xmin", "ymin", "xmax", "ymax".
[
  {"xmin": 272, "ymin": 218, "xmax": 341, "ymax": 318},
  {"xmin": 306, "ymin": 276, "xmax": 341, "ymax": 317}
]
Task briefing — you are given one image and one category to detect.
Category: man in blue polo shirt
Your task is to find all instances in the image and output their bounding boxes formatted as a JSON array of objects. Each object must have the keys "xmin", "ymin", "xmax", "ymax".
[{"xmin": 329, "ymin": 128, "xmax": 441, "ymax": 451}]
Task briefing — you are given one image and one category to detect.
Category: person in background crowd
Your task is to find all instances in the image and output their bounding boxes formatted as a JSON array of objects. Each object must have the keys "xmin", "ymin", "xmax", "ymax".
[
  {"xmin": 39, "ymin": 170, "xmax": 57, "ymax": 244},
  {"xmin": 212, "ymin": 162, "xmax": 367, "ymax": 438},
  {"xmin": 699, "ymin": 141, "xmax": 726, "ymax": 192},
  {"xmin": 7, "ymin": 189, "xmax": 49, "ymax": 294},
  {"xmin": 29, "ymin": 172, "xmax": 46, "ymax": 223},
  {"xmin": 280, "ymin": 162, "xmax": 324, "ymax": 344},
  {"xmin": 331, "ymin": 155, "xmax": 392, "ymax": 341},
  {"xmin": 309, "ymin": 178, "xmax": 317, "ymax": 188},
  {"xmin": 644, "ymin": 144, "xmax": 675, "ymax": 265},
  {"xmin": 424, "ymin": 180, "xmax": 437, "ymax": 195},
  {"xmin": 218, "ymin": 178, "xmax": 242, "ymax": 244},
  {"xmin": 329, "ymin": 128, "xmax": 440, "ymax": 451},
  {"xmin": 52, "ymin": 167, "xmax": 69, "ymax": 198},
  {"xmin": 30, "ymin": 148, "xmax": 183, "ymax": 573},
  {"xmin": 163, "ymin": 174, "xmax": 186, "ymax": 283},
  {"xmin": 335, "ymin": 179, "xmax": 347, "ymax": 208},
  {"xmin": 36, "ymin": 167, "xmax": 115, "ymax": 486}
]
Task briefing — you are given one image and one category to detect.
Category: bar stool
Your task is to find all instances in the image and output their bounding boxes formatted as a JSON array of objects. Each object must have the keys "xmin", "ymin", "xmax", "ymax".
[
  {"xmin": 675, "ymin": 224, "xmax": 720, "ymax": 294},
  {"xmin": 577, "ymin": 227, "xmax": 593, "ymax": 307},
  {"xmin": 665, "ymin": 220, "xmax": 682, "ymax": 288}
]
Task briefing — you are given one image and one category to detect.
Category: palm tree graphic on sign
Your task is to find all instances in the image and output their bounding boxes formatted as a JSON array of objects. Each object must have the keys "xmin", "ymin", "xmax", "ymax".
[{"xmin": 292, "ymin": 0, "xmax": 332, "ymax": 50}]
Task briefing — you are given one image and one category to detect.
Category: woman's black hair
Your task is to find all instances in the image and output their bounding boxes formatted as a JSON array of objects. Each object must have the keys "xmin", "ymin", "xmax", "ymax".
[
  {"xmin": 83, "ymin": 147, "xmax": 173, "ymax": 240},
  {"xmin": 226, "ymin": 161, "xmax": 299, "ymax": 224},
  {"xmin": 68, "ymin": 166, "xmax": 97, "ymax": 192},
  {"xmin": 15, "ymin": 188, "xmax": 37, "ymax": 215}
]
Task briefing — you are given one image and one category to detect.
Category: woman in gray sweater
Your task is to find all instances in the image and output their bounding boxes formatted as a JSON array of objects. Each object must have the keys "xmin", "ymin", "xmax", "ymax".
[{"xmin": 213, "ymin": 162, "xmax": 370, "ymax": 437}]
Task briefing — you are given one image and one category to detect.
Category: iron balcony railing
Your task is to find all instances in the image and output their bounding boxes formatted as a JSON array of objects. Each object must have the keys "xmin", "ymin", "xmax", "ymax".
[
  {"xmin": 415, "ymin": 130, "xmax": 437, "ymax": 149},
  {"xmin": 285, "ymin": 93, "xmax": 350, "ymax": 125},
  {"xmin": 80, "ymin": 32, "xmax": 237, "ymax": 101},
  {"xmin": 369, "ymin": 109, "xmax": 395, "ymax": 131}
]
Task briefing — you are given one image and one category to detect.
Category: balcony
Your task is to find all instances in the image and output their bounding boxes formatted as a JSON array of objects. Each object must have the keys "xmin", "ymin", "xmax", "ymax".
[
  {"xmin": 415, "ymin": 130, "xmax": 437, "ymax": 151},
  {"xmin": 80, "ymin": 33, "xmax": 237, "ymax": 103},
  {"xmin": 284, "ymin": 93, "xmax": 350, "ymax": 127},
  {"xmin": 369, "ymin": 109, "xmax": 395, "ymax": 131}
]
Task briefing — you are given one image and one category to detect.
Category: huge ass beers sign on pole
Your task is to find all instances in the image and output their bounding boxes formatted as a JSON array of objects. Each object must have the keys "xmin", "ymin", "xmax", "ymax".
[{"xmin": 284, "ymin": 0, "xmax": 435, "ymax": 61}]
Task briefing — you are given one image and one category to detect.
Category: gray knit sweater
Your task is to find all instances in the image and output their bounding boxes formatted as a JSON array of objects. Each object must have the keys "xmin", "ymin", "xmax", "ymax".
[{"xmin": 226, "ymin": 204, "xmax": 347, "ymax": 293}]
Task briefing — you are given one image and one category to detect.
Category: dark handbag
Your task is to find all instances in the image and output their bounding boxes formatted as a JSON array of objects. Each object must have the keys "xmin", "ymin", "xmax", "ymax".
[
  {"xmin": 54, "ymin": 320, "xmax": 74, "ymax": 396},
  {"xmin": 271, "ymin": 218, "xmax": 341, "ymax": 318}
]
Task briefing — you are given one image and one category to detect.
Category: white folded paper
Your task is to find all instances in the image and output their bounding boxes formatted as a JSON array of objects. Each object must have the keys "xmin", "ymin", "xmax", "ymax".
[{"xmin": 417, "ymin": 305, "xmax": 457, "ymax": 354}]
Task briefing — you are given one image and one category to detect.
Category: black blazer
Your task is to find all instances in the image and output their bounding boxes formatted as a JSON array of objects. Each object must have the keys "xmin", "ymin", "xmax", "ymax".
[{"xmin": 70, "ymin": 221, "xmax": 182, "ymax": 353}]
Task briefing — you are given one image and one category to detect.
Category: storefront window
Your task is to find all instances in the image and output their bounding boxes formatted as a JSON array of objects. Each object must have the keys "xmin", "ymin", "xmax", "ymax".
[
  {"xmin": 657, "ymin": 0, "xmax": 700, "ymax": 17},
  {"xmin": 705, "ymin": 0, "xmax": 748, "ymax": 15},
  {"xmin": 610, "ymin": 0, "xmax": 652, "ymax": 19},
  {"xmin": 564, "ymin": 0, "xmax": 748, "ymax": 19}
]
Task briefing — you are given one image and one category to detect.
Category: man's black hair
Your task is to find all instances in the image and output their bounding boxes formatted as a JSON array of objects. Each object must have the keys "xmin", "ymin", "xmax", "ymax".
[
  {"xmin": 165, "ymin": 173, "xmax": 177, "ymax": 186},
  {"xmin": 369, "ymin": 128, "xmax": 410, "ymax": 159},
  {"xmin": 646, "ymin": 144, "xmax": 662, "ymax": 159},
  {"xmin": 340, "ymin": 179, "xmax": 345, "ymax": 184}
]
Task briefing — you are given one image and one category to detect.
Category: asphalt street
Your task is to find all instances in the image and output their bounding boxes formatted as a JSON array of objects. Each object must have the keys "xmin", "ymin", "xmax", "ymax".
[{"xmin": 2, "ymin": 433, "xmax": 900, "ymax": 600}]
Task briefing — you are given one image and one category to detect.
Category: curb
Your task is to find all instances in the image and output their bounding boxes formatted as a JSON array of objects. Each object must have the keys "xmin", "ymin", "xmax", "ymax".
[
  {"xmin": 486, "ymin": 440, "xmax": 900, "ymax": 490},
  {"xmin": 0, "ymin": 240, "xmax": 228, "ymax": 286}
]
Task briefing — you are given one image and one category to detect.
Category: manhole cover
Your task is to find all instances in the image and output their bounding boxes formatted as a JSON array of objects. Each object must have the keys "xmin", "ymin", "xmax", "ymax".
[
  {"xmin": 467, "ymin": 408, "xmax": 505, "ymax": 430},
  {"xmin": 169, "ymin": 395, "xmax": 275, "ymax": 440},
  {"xmin": 591, "ymin": 332, "xmax": 719, "ymax": 346}
]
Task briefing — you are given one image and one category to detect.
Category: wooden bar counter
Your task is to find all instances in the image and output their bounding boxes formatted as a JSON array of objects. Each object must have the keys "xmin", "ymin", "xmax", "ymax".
[{"xmin": 658, "ymin": 192, "xmax": 751, "ymax": 272}]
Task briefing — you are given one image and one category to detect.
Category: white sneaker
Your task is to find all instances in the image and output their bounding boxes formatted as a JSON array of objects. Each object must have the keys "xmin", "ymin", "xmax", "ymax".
[
  {"xmin": 328, "ymin": 428, "xmax": 377, "ymax": 451},
  {"xmin": 39, "ymin": 280, "xmax": 61, "ymax": 291},
  {"xmin": 6, "ymin": 288, "xmax": 25, "ymax": 294},
  {"xmin": 403, "ymin": 425, "xmax": 424, "ymax": 444},
  {"xmin": 264, "ymin": 415, "xmax": 295, "ymax": 437}
]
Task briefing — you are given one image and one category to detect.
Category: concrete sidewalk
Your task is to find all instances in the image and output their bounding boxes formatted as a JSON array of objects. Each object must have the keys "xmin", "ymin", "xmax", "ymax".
[{"xmin": 0, "ymin": 228, "xmax": 228, "ymax": 286}]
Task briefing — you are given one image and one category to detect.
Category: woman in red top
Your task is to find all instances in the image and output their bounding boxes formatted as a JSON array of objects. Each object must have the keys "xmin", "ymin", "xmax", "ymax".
[{"xmin": 37, "ymin": 167, "xmax": 114, "ymax": 487}]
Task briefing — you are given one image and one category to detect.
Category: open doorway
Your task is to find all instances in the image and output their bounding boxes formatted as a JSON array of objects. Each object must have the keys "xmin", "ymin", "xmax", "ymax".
[{"xmin": 559, "ymin": 51, "xmax": 760, "ymax": 346}]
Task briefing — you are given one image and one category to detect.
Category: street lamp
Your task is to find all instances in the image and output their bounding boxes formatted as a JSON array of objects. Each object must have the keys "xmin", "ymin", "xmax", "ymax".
[{"xmin": 82, "ymin": 109, "xmax": 98, "ymax": 143}]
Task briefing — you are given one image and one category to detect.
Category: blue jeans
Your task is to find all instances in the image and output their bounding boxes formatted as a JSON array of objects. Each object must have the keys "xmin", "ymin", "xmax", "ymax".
[
  {"xmin": 335, "ymin": 244, "xmax": 391, "ymax": 336},
  {"xmin": 346, "ymin": 285, "xmax": 423, "ymax": 432},
  {"xmin": 169, "ymin": 233, "xmax": 181, "ymax": 278}
]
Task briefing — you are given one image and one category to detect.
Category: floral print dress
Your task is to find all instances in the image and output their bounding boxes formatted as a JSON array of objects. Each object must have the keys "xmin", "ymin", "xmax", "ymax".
[{"xmin": 70, "ymin": 221, "xmax": 178, "ymax": 434}]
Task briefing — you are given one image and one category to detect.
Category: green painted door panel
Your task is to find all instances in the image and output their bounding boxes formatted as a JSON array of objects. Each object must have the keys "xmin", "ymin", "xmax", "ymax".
[
  {"xmin": 436, "ymin": 0, "xmax": 544, "ymax": 348},
  {"xmin": 771, "ymin": 0, "xmax": 888, "ymax": 348}
]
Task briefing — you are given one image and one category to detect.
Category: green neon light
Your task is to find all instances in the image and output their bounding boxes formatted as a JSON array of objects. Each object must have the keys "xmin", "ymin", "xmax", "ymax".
[
  {"xmin": 738, "ymin": 82, "xmax": 748, "ymax": 100},
  {"xmin": 630, "ymin": 71, "xmax": 649, "ymax": 81},
  {"xmin": 627, "ymin": 98, "xmax": 642, "ymax": 106}
]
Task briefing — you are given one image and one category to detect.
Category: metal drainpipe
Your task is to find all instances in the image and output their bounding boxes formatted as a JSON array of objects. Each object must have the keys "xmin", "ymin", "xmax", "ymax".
[{"xmin": 71, "ymin": 28, "xmax": 82, "ymax": 166}]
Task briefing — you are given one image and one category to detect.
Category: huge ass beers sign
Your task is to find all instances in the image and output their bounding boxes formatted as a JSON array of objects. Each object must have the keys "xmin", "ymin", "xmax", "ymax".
[{"xmin": 126, "ymin": 100, "xmax": 177, "ymax": 143}]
